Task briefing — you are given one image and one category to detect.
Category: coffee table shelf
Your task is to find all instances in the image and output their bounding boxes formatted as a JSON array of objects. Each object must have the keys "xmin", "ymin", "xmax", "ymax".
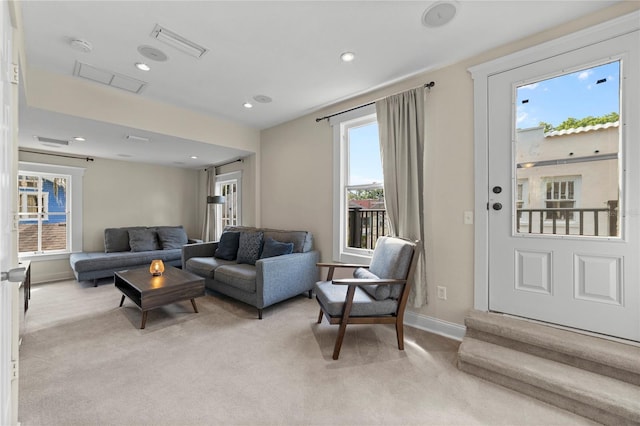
[{"xmin": 115, "ymin": 266, "xmax": 205, "ymax": 329}]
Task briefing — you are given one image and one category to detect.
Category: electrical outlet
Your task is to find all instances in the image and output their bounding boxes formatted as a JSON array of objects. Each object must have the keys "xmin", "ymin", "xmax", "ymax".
[{"xmin": 437, "ymin": 286, "xmax": 447, "ymax": 300}]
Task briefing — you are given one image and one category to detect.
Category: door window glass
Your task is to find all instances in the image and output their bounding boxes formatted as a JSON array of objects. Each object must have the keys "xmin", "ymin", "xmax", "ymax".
[{"xmin": 515, "ymin": 61, "xmax": 620, "ymax": 237}]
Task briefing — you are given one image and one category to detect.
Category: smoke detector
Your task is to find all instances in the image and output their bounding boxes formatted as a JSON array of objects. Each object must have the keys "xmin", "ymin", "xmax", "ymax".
[{"xmin": 70, "ymin": 39, "xmax": 93, "ymax": 53}]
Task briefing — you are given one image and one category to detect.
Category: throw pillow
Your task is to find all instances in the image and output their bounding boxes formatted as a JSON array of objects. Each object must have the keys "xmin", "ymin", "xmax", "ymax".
[
  {"xmin": 104, "ymin": 228, "xmax": 130, "ymax": 253},
  {"xmin": 237, "ymin": 231, "xmax": 264, "ymax": 265},
  {"xmin": 260, "ymin": 237, "xmax": 294, "ymax": 259},
  {"xmin": 128, "ymin": 229, "xmax": 160, "ymax": 252},
  {"xmin": 214, "ymin": 231, "xmax": 241, "ymax": 260},
  {"xmin": 157, "ymin": 226, "xmax": 188, "ymax": 250},
  {"xmin": 354, "ymin": 267, "xmax": 391, "ymax": 301}
]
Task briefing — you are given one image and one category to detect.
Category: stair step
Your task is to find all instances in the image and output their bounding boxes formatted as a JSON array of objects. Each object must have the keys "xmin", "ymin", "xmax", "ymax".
[
  {"xmin": 458, "ymin": 337, "xmax": 640, "ymax": 425},
  {"xmin": 465, "ymin": 310, "xmax": 640, "ymax": 385}
]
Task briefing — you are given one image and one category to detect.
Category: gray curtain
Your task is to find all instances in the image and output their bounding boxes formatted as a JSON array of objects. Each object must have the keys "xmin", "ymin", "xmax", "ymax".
[
  {"xmin": 376, "ymin": 87, "xmax": 428, "ymax": 307},
  {"xmin": 201, "ymin": 167, "xmax": 215, "ymax": 242}
]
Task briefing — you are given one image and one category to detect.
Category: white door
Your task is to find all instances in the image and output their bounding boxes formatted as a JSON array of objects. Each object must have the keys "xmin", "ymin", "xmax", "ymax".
[
  {"xmin": 214, "ymin": 171, "xmax": 241, "ymax": 240},
  {"xmin": 488, "ymin": 31, "xmax": 640, "ymax": 342},
  {"xmin": 0, "ymin": 0, "xmax": 16, "ymax": 422}
]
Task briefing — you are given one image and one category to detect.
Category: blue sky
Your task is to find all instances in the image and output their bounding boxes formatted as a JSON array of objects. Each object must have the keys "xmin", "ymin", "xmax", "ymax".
[
  {"xmin": 516, "ymin": 61, "xmax": 620, "ymax": 129},
  {"xmin": 349, "ymin": 121, "xmax": 383, "ymax": 185}
]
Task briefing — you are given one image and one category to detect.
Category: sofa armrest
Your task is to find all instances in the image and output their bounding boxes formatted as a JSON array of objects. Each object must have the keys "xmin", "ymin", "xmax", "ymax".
[
  {"xmin": 255, "ymin": 251, "xmax": 320, "ymax": 308},
  {"xmin": 181, "ymin": 241, "xmax": 218, "ymax": 269}
]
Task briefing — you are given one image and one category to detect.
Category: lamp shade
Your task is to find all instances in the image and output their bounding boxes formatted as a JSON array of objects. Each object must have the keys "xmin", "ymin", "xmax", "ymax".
[
  {"xmin": 207, "ymin": 195, "xmax": 226, "ymax": 204},
  {"xmin": 150, "ymin": 259, "xmax": 165, "ymax": 276}
]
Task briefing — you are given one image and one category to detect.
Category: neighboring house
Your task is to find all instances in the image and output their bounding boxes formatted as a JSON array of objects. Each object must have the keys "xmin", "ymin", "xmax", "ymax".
[
  {"xmin": 515, "ymin": 122, "xmax": 619, "ymax": 236},
  {"xmin": 17, "ymin": 175, "xmax": 68, "ymax": 253}
]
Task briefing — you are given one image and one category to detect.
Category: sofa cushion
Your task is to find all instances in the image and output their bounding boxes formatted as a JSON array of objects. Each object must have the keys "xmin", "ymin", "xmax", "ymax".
[
  {"xmin": 70, "ymin": 249, "xmax": 182, "ymax": 273},
  {"xmin": 314, "ymin": 280, "xmax": 398, "ymax": 317},
  {"xmin": 262, "ymin": 229, "xmax": 312, "ymax": 253},
  {"xmin": 237, "ymin": 231, "xmax": 263, "ymax": 265},
  {"xmin": 186, "ymin": 256, "xmax": 236, "ymax": 279},
  {"xmin": 353, "ymin": 267, "xmax": 390, "ymax": 301},
  {"xmin": 214, "ymin": 231, "xmax": 241, "ymax": 260},
  {"xmin": 157, "ymin": 226, "xmax": 188, "ymax": 250},
  {"xmin": 104, "ymin": 228, "xmax": 132, "ymax": 253},
  {"xmin": 214, "ymin": 264, "xmax": 257, "ymax": 293},
  {"xmin": 260, "ymin": 237, "xmax": 294, "ymax": 259},
  {"xmin": 128, "ymin": 228, "xmax": 160, "ymax": 252}
]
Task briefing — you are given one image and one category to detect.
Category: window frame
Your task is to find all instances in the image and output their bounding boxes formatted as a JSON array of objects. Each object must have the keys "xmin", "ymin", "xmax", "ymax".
[
  {"xmin": 330, "ymin": 104, "xmax": 381, "ymax": 263},
  {"xmin": 17, "ymin": 162, "xmax": 84, "ymax": 261},
  {"xmin": 542, "ymin": 175, "xmax": 581, "ymax": 222}
]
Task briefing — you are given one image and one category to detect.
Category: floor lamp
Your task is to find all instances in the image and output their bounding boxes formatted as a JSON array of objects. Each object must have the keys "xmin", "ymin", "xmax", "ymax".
[{"xmin": 207, "ymin": 195, "xmax": 226, "ymax": 241}]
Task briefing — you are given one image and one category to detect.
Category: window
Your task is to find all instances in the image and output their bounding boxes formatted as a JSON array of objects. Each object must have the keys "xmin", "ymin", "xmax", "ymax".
[
  {"xmin": 17, "ymin": 174, "xmax": 68, "ymax": 253},
  {"xmin": 331, "ymin": 105, "xmax": 386, "ymax": 262},
  {"xmin": 214, "ymin": 171, "xmax": 241, "ymax": 240},
  {"xmin": 18, "ymin": 162, "xmax": 84, "ymax": 260},
  {"xmin": 516, "ymin": 179, "xmax": 529, "ymax": 210},
  {"xmin": 543, "ymin": 176, "xmax": 580, "ymax": 221}
]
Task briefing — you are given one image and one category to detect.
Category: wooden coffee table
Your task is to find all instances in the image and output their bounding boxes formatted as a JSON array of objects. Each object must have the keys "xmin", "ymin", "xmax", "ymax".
[{"xmin": 115, "ymin": 266, "xmax": 205, "ymax": 329}]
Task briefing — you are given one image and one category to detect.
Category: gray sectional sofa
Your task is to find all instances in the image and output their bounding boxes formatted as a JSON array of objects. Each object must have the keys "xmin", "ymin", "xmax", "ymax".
[
  {"xmin": 70, "ymin": 226, "xmax": 199, "ymax": 285},
  {"xmin": 182, "ymin": 226, "xmax": 320, "ymax": 319}
]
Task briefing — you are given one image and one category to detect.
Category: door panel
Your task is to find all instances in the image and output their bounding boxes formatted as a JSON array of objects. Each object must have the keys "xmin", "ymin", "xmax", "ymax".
[{"xmin": 488, "ymin": 32, "xmax": 639, "ymax": 341}]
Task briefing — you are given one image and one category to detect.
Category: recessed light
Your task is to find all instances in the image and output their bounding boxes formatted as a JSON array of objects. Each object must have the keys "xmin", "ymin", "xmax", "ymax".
[
  {"xmin": 190, "ymin": 156, "xmax": 198, "ymax": 159},
  {"xmin": 340, "ymin": 52, "xmax": 355, "ymax": 62},
  {"xmin": 243, "ymin": 102, "xmax": 253, "ymax": 109},
  {"xmin": 73, "ymin": 136, "xmax": 85, "ymax": 141},
  {"xmin": 135, "ymin": 62, "xmax": 151, "ymax": 71},
  {"xmin": 422, "ymin": 1, "xmax": 457, "ymax": 28}
]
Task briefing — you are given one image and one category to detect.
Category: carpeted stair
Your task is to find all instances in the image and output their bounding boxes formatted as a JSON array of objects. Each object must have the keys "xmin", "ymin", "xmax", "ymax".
[{"xmin": 457, "ymin": 310, "xmax": 640, "ymax": 425}]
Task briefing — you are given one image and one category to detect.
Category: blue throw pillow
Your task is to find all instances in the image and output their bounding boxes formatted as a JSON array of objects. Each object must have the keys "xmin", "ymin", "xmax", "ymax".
[
  {"xmin": 237, "ymin": 231, "xmax": 264, "ymax": 265},
  {"xmin": 214, "ymin": 231, "xmax": 240, "ymax": 260},
  {"xmin": 128, "ymin": 229, "xmax": 160, "ymax": 252},
  {"xmin": 354, "ymin": 267, "xmax": 391, "ymax": 301},
  {"xmin": 157, "ymin": 226, "xmax": 188, "ymax": 250},
  {"xmin": 260, "ymin": 237, "xmax": 294, "ymax": 259}
]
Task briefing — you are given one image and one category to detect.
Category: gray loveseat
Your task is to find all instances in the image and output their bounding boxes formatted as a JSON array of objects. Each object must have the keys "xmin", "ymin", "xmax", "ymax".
[
  {"xmin": 182, "ymin": 226, "xmax": 320, "ymax": 319},
  {"xmin": 70, "ymin": 226, "xmax": 199, "ymax": 285}
]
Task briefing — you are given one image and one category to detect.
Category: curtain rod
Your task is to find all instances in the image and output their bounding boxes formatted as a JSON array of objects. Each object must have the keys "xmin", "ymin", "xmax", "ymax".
[
  {"xmin": 210, "ymin": 158, "xmax": 243, "ymax": 170},
  {"xmin": 19, "ymin": 148, "xmax": 94, "ymax": 162},
  {"xmin": 315, "ymin": 81, "xmax": 435, "ymax": 123}
]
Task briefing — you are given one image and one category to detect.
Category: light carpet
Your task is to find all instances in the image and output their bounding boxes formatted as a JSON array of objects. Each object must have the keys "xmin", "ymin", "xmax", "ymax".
[{"xmin": 18, "ymin": 279, "xmax": 597, "ymax": 425}]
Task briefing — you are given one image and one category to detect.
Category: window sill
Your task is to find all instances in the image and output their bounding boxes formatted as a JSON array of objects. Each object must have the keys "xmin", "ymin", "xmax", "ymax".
[
  {"xmin": 19, "ymin": 252, "xmax": 71, "ymax": 262},
  {"xmin": 337, "ymin": 250, "xmax": 373, "ymax": 265}
]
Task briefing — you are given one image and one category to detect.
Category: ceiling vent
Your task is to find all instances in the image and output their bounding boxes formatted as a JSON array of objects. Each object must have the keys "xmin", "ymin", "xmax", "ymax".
[
  {"xmin": 150, "ymin": 24, "xmax": 208, "ymax": 58},
  {"xmin": 35, "ymin": 136, "xmax": 69, "ymax": 146},
  {"xmin": 125, "ymin": 134, "xmax": 150, "ymax": 142},
  {"xmin": 73, "ymin": 61, "xmax": 147, "ymax": 94}
]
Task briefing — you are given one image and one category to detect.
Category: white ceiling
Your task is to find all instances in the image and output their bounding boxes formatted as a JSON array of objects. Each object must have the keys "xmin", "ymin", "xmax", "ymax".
[{"xmin": 17, "ymin": 1, "xmax": 620, "ymax": 168}]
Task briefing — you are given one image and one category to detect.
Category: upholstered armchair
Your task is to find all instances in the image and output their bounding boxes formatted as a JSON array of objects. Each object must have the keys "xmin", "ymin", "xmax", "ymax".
[{"xmin": 314, "ymin": 236, "xmax": 418, "ymax": 360}]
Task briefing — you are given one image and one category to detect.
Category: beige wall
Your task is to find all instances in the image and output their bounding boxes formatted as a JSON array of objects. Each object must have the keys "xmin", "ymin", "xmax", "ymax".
[
  {"xmin": 18, "ymin": 151, "xmax": 199, "ymax": 283},
  {"xmin": 260, "ymin": 3, "xmax": 640, "ymax": 326}
]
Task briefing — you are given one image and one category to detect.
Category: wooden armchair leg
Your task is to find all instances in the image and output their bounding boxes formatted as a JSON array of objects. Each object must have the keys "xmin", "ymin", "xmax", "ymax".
[
  {"xmin": 396, "ymin": 319, "xmax": 405, "ymax": 350},
  {"xmin": 317, "ymin": 309, "xmax": 323, "ymax": 324},
  {"xmin": 333, "ymin": 285, "xmax": 356, "ymax": 360},
  {"xmin": 332, "ymin": 321, "xmax": 348, "ymax": 360}
]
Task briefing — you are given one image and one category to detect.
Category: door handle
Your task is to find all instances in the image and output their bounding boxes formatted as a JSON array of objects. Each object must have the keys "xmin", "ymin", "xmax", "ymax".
[
  {"xmin": 492, "ymin": 203, "xmax": 503, "ymax": 211},
  {"xmin": 1, "ymin": 267, "xmax": 26, "ymax": 282}
]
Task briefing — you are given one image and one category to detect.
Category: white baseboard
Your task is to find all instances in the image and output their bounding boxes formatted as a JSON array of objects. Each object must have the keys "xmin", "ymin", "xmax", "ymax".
[
  {"xmin": 32, "ymin": 272, "xmax": 74, "ymax": 285},
  {"xmin": 405, "ymin": 311, "xmax": 466, "ymax": 341}
]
